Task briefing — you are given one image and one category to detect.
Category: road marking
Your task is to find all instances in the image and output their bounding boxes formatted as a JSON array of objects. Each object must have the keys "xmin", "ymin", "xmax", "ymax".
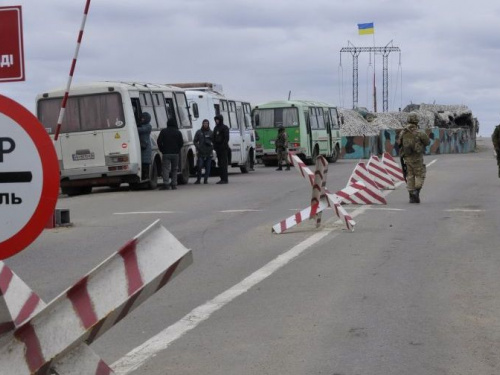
[
  {"xmin": 111, "ymin": 178, "xmax": 410, "ymax": 373},
  {"xmin": 444, "ymin": 209, "xmax": 484, "ymax": 213},
  {"xmin": 220, "ymin": 209, "xmax": 262, "ymax": 213},
  {"xmin": 113, "ymin": 211, "xmax": 176, "ymax": 215},
  {"xmin": 363, "ymin": 207, "xmax": 406, "ymax": 211}
]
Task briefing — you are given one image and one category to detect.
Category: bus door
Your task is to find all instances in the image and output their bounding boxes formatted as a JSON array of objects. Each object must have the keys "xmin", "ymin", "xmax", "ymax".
[
  {"xmin": 236, "ymin": 103, "xmax": 246, "ymax": 164},
  {"xmin": 325, "ymin": 108, "xmax": 334, "ymax": 154},
  {"xmin": 304, "ymin": 109, "xmax": 313, "ymax": 158},
  {"xmin": 227, "ymin": 100, "xmax": 242, "ymax": 165}
]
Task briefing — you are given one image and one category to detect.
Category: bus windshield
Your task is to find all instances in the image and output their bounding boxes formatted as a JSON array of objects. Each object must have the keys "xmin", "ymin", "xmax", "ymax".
[
  {"xmin": 253, "ymin": 107, "xmax": 299, "ymax": 128},
  {"xmin": 38, "ymin": 92, "xmax": 125, "ymax": 134}
]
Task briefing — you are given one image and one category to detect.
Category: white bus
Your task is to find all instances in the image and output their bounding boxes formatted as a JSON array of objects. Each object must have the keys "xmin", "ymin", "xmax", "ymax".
[
  {"xmin": 36, "ymin": 81, "xmax": 196, "ymax": 196},
  {"xmin": 170, "ymin": 83, "xmax": 256, "ymax": 173}
]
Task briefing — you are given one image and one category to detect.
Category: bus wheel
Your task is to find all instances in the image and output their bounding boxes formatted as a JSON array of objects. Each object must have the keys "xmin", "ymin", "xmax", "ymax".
[
  {"xmin": 240, "ymin": 151, "xmax": 252, "ymax": 173},
  {"xmin": 328, "ymin": 145, "xmax": 340, "ymax": 163},
  {"xmin": 148, "ymin": 164, "xmax": 158, "ymax": 190}
]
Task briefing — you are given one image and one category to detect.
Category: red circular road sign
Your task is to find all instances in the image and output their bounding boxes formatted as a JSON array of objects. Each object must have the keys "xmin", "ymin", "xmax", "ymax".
[{"xmin": 0, "ymin": 95, "xmax": 59, "ymax": 259}]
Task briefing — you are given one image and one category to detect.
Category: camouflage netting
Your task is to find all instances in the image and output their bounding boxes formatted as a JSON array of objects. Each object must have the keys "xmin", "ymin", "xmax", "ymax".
[{"xmin": 339, "ymin": 104, "xmax": 479, "ymax": 136}]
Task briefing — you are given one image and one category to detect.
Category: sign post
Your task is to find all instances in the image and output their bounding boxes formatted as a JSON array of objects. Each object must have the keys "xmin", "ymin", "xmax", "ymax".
[
  {"xmin": 0, "ymin": 6, "xmax": 25, "ymax": 82},
  {"xmin": 0, "ymin": 95, "xmax": 59, "ymax": 259}
]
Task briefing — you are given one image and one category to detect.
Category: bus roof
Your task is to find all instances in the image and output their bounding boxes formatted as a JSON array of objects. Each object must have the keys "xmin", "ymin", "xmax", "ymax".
[
  {"xmin": 253, "ymin": 99, "xmax": 337, "ymax": 109},
  {"xmin": 36, "ymin": 81, "xmax": 184, "ymax": 99}
]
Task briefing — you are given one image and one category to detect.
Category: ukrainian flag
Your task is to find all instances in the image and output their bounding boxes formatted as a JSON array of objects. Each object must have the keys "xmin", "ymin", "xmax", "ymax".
[{"xmin": 358, "ymin": 22, "xmax": 374, "ymax": 35}]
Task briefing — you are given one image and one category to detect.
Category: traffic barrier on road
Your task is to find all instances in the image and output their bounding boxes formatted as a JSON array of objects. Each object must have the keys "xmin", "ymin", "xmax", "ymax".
[
  {"xmin": 0, "ymin": 220, "xmax": 193, "ymax": 374},
  {"xmin": 273, "ymin": 154, "xmax": 359, "ymax": 233},
  {"xmin": 0, "ymin": 262, "xmax": 45, "ymax": 340},
  {"xmin": 340, "ymin": 162, "xmax": 387, "ymax": 205},
  {"xmin": 381, "ymin": 152, "xmax": 405, "ymax": 182},
  {"xmin": 366, "ymin": 155, "xmax": 395, "ymax": 190}
]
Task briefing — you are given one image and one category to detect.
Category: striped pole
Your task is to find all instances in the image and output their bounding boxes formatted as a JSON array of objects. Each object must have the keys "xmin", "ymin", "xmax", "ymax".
[{"xmin": 54, "ymin": 0, "xmax": 92, "ymax": 141}]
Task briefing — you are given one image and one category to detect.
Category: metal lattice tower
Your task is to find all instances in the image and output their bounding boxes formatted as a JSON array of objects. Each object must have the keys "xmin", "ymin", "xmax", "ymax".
[{"xmin": 340, "ymin": 41, "xmax": 401, "ymax": 112}]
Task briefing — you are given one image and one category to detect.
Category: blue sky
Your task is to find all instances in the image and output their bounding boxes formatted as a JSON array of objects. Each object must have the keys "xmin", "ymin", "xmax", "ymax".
[{"xmin": 1, "ymin": 0, "xmax": 499, "ymax": 136}]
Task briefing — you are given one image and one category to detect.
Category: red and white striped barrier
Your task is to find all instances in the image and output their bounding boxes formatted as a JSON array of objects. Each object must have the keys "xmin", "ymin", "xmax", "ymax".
[
  {"xmin": 341, "ymin": 162, "xmax": 387, "ymax": 205},
  {"xmin": 310, "ymin": 156, "xmax": 328, "ymax": 227},
  {"xmin": 366, "ymin": 155, "xmax": 395, "ymax": 190},
  {"xmin": 272, "ymin": 200, "xmax": 329, "ymax": 234},
  {"xmin": 0, "ymin": 262, "xmax": 114, "ymax": 374},
  {"xmin": 273, "ymin": 154, "xmax": 359, "ymax": 233},
  {"xmin": 381, "ymin": 152, "xmax": 405, "ymax": 182},
  {"xmin": 0, "ymin": 262, "xmax": 46, "ymax": 339},
  {"xmin": 0, "ymin": 221, "xmax": 192, "ymax": 374}
]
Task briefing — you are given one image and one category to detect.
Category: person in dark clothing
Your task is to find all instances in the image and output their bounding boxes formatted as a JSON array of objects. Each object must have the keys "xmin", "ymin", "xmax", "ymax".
[
  {"xmin": 137, "ymin": 112, "xmax": 152, "ymax": 180},
  {"xmin": 213, "ymin": 114, "xmax": 230, "ymax": 184},
  {"xmin": 157, "ymin": 118, "xmax": 184, "ymax": 190},
  {"xmin": 193, "ymin": 119, "xmax": 214, "ymax": 184}
]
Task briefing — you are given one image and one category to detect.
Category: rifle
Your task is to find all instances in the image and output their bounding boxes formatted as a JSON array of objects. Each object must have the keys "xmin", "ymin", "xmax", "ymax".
[{"xmin": 400, "ymin": 154, "xmax": 407, "ymax": 182}]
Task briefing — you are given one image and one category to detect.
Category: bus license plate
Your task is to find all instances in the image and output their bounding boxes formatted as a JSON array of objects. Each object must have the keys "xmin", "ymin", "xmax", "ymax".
[{"xmin": 72, "ymin": 153, "xmax": 95, "ymax": 161}]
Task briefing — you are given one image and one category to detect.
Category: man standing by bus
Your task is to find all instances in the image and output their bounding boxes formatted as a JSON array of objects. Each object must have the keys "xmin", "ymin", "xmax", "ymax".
[
  {"xmin": 213, "ymin": 114, "xmax": 230, "ymax": 184},
  {"xmin": 275, "ymin": 126, "xmax": 290, "ymax": 171},
  {"xmin": 158, "ymin": 118, "xmax": 184, "ymax": 190}
]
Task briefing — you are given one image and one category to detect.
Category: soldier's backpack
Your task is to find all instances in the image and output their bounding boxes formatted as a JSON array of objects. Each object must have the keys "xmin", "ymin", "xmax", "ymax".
[{"xmin": 402, "ymin": 132, "xmax": 416, "ymax": 156}]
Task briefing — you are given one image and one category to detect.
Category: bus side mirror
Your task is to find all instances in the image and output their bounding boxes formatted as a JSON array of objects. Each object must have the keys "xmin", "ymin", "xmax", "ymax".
[
  {"xmin": 254, "ymin": 114, "xmax": 260, "ymax": 127},
  {"xmin": 340, "ymin": 115, "xmax": 345, "ymax": 125}
]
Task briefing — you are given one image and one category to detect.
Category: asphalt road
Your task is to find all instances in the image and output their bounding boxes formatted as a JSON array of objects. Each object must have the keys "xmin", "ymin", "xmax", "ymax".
[{"xmin": 5, "ymin": 137, "xmax": 500, "ymax": 375}]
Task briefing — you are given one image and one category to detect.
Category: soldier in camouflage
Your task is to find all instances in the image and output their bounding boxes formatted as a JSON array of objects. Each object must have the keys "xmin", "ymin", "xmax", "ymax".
[
  {"xmin": 492, "ymin": 124, "xmax": 500, "ymax": 178},
  {"xmin": 275, "ymin": 126, "xmax": 290, "ymax": 171},
  {"xmin": 399, "ymin": 113, "xmax": 430, "ymax": 203}
]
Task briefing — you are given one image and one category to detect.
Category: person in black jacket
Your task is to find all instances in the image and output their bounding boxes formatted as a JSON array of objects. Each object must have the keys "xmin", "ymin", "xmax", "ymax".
[
  {"xmin": 157, "ymin": 118, "xmax": 184, "ymax": 190},
  {"xmin": 193, "ymin": 119, "xmax": 214, "ymax": 184},
  {"xmin": 213, "ymin": 114, "xmax": 230, "ymax": 184}
]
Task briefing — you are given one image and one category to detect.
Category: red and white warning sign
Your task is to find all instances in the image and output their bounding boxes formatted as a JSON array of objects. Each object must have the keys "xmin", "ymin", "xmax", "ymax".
[
  {"xmin": 0, "ymin": 95, "xmax": 59, "ymax": 259},
  {"xmin": 0, "ymin": 6, "xmax": 25, "ymax": 82}
]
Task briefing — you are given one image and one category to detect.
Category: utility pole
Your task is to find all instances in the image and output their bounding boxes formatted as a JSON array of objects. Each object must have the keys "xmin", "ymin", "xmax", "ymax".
[{"xmin": 340, "ymin": 41, "xmax": 400, "ymax": 112}]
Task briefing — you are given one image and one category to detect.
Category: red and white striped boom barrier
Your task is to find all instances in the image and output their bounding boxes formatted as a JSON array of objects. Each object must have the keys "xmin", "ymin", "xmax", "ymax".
[
  {"xmin": 273, "ymin": 154, "xmax": 359, "ymax": 233},
  {"xmin": 54, "ymin": 0, "xmax": 92, "ymax": 141},
  {"xmin": 0, "ymin": 220, "xmax": 192, "ymax": 374}
]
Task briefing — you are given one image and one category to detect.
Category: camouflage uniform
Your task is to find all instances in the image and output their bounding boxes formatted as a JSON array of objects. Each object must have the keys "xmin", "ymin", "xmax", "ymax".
[
  {"xmin": 492, "ymin": 124, "xmax": 500, "ymax": 178},
  {"xmin": 399, "ymin": 113, "xmax": 430, "ymax": 203},
  {"xmin": 275, "ymin": 126, "xmax": 290, "ymax": 171}
]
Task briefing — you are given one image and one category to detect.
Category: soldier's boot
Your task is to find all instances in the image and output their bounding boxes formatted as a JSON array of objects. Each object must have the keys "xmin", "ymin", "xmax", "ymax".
[
  {"xmin": 276, "ymin": 165, "xmax": 283, "ymax": 171},
  {"xmin": 414, "ymin": 189, "xmax": 421, "ymax": 204},
  {"xmin": 285, "ymin": 164, "xmax": 290, "ymax": 171},
  {"xmin": 409, "ymin": 191, "xmax": 416, "ymax": 203}
]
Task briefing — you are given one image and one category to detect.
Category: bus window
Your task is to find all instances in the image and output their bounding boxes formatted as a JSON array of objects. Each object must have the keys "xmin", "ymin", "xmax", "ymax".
[
  {"xmin": 243, "ymin": 103, "xmax": 252, "ymax": 129},
  {"xmin": 153, "ymin": 92, "xmax": 168, "ymax": 129},
  {"xmin": 220, "ymin": 100, "xmax": 230, "ymax": 125},
  {"xmin": 37, "ymin": 93, "xmax": 125, "ymax": 133},
  {"xmin": 228, "ymin": 101, "xmax": 238, "ymax": 129},
  {"xmin": 140, "ymin": 92, "xmax": 159, "ymax": 128},
  {"xmin": 309, "ymin": 107, "xmax": 319, "ymax": 129},
  {"xmin": 173, "ymin": 92, "xmax": 191, "ymax": 129},
  {"xmin": 317, "ymin": 108, "xmax": 326, "ymax": 129},
  {"xmin": 252, "ymin": 108, "xmax": 298, "ymax": 128},
  {"xmin": 192, "ymin": 102, "xmax": 199, "ymax": 119},
  {"xmin": 329, "ymin": 108, "xmax": 340, "ymax": 129}
]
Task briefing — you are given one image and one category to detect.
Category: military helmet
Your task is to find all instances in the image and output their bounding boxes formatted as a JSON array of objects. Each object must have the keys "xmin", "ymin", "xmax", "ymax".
[{"xmin": 408, "ymin": 112, "xmax": 419, "ymax": 125}]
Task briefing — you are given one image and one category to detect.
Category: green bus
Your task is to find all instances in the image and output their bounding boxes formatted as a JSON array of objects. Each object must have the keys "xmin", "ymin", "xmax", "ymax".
[{"xmin": 252, "ymin": 100, "xmax": 342, "ymax": 166}]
